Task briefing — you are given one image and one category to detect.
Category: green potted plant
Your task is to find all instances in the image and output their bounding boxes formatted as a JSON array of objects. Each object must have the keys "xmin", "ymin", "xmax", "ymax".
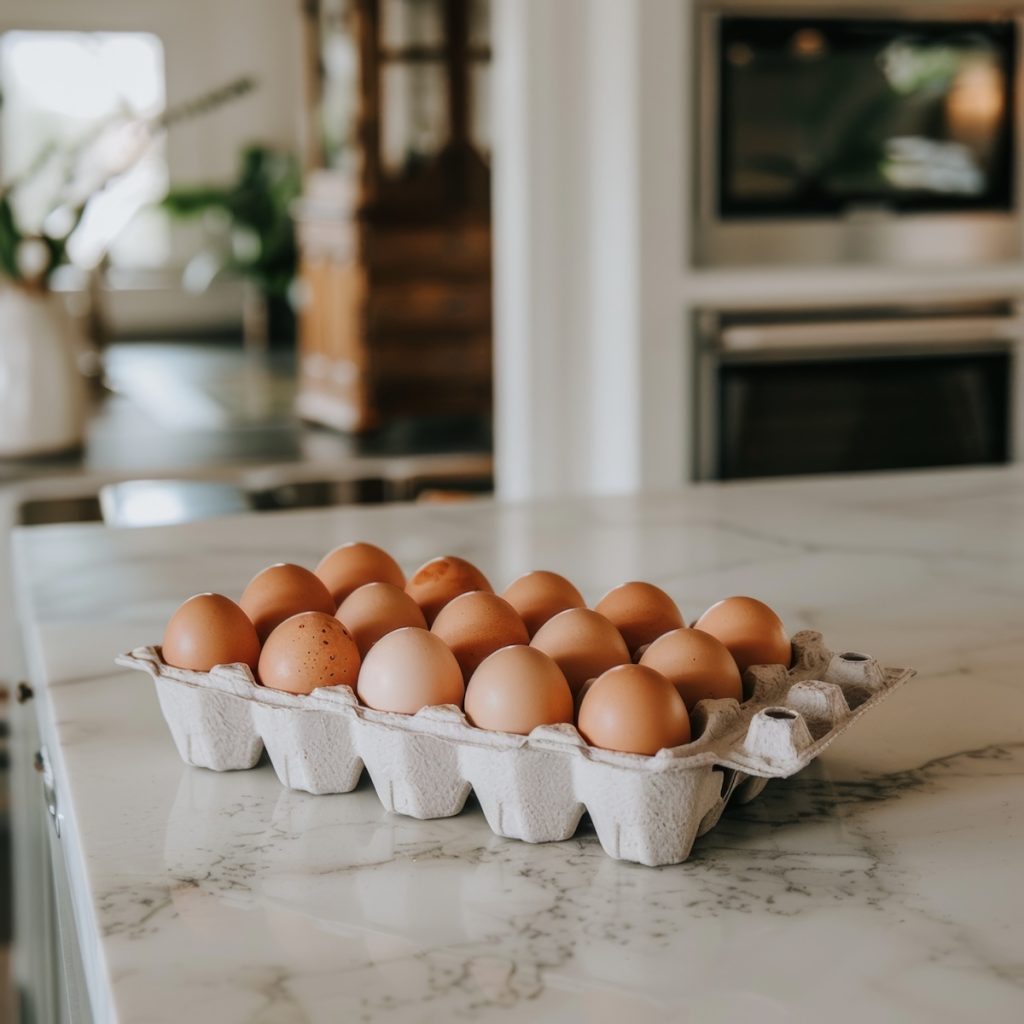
[
  {"xmin": 162, "ymin": 145, "xmax": 301, "ymax": 349},
  {"xmin": 0, "ymin": 76, "xmax": 255, "ymax": 456}
]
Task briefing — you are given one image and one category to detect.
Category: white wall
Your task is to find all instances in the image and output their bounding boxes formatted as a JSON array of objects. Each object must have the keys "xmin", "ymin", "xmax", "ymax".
[
  {"xmin": 0, "ymin": 0, "xmax": 306, "ymax": 333},
  {"xmin": 492, "ymin": 0, "xmax": 689, "ymax": 499}
]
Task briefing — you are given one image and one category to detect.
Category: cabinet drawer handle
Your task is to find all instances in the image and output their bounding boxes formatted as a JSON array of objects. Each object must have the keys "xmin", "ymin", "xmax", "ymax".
[{"xmin": 36, "ymin": 747, "xmax": 60, "ymax": 838}]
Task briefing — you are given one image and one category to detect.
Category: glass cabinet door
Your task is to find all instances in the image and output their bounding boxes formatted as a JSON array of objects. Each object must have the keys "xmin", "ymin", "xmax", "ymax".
[
  {"xmin": 318, "ymin": 0, "xmax": 359, "ymax": 169},
  {"xmin": 379, "ymin": 0, "xmax": 445, "ymax": 48},
  {"xmin": 377, "ymin": 0, "xmax": 448, "ymax": 176},
  {"xmin": 379, "ymin": 62, "xmax": 448, "ymax": 175}
]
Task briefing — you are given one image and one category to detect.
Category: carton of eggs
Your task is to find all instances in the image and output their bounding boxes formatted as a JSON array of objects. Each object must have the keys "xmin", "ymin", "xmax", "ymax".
[
  {"xmin": 156, "ymin": 544, "xmax": 809, "ymax": 759},
  {"xmin": 131, "ymin": 542, "xmax": 915, "ymax": 865},
  {"xmin": 158, "ymin": 546, "xmax": 783, "ymax": 753}
]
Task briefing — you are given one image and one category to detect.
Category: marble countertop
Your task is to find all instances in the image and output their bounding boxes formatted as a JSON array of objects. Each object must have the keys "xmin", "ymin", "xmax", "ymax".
[{"xmin": 12, "ymin": 468, "xmax": 1024, "ymax": 1022}]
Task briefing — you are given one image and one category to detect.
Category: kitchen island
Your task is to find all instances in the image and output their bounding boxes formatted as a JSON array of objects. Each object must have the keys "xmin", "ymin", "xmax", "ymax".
[{"xmin": 11, "ymin": 468, "xmax": 1024, "ymax": 1022}]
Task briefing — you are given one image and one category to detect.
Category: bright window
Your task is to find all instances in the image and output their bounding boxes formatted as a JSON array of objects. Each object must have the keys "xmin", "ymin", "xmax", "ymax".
[{"xmin": 0, "ymin": 30, "xmax": 169, "ymax": 270}]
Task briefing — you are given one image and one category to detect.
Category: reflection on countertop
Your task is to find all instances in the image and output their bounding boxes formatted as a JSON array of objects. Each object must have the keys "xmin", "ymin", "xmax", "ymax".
[{"xmin": 0, "ymin": 340, "xmax": 492, "ymax": 485}]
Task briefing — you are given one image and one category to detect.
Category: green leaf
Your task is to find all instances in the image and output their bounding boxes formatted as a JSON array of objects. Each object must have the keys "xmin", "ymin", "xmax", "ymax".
[
  {"xmin": 162, "ymin": 144, "xmax": 299, "ymax": 292},
  {"xmin": 161, "ymin": 186, "xmax": 234, "ymax": 217},
  {"xmin": 0, "ymin": 196, "xmax": 23, "ymax": 281}
]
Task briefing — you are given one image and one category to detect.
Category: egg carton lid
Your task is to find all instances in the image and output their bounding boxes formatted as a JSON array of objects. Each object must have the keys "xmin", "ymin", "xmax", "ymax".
[{"xmin": 116, "ymin": 631, "xmax": 914, "ymax": 779}]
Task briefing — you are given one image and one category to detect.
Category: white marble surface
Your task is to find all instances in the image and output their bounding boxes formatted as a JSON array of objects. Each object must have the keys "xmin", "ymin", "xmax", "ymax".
[{"xmin": 11, "ymin": 467, "xmax": 1024, "ymax": 1023}]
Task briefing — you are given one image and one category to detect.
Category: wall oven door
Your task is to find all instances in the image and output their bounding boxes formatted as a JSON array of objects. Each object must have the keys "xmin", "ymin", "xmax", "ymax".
[{"xmin": 695, "ymin": 304, "xmax": 1020, "ymax": 480}]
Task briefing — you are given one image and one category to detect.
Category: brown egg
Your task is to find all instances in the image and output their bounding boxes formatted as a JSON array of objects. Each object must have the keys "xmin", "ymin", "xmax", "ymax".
[
  {"xmin": 258, "ymin": 612, "xmax": 361, "ymax": 695},
  {"xmin": 639, "ymin": 627, "xmax": 743, "ymax": 709},
  {"xmin": 577, "ymin": 664, "xmax": 691, "ymax": 755},
  {"xmin": 464, "ymin": 645, "xmax": 574, "ymax": 735},
  {"xmin": 357, "ymin": 627, "xmax": 465, "ymax": 714},
  {"xmin": 693, "ymin": 596, "xmax": 791, "ymax": 674},
  {"xmin": 336, "ymin": 581, "xmax": 427, "ymax": 657},
  {"xmin": 162, "ymin": 593, "xmax": 261, "ymax": 673},
  {"xmin": 501, "ymin": 570, "xmax": 586, "ymax": 636},
  {"xmin": 594, "ymin": 581, "xmax": 685, "ymax": 654},
  {"xmin": 529, "ymin": 607, "xmax": 630, "ymax": 696},
  {"xmin": 430, "ymin": 591, "xmax": 529, "ymax": 680},
  {"xmin": 239, "ymin": 563, "xmax": 336, "ymax": 642},
  {"xmin": 404, "ymin": 555, "xmax": 493, "ymax": 625},
  {"xmin": 315, "ymin": 541, "xmax": 405, "ymax": 606}
]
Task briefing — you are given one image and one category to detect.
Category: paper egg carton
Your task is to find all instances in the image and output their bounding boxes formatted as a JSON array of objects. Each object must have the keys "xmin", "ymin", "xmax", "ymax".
[{"xmin": 116, "ymin": 631, "xmax": 914, "ymax": 866}]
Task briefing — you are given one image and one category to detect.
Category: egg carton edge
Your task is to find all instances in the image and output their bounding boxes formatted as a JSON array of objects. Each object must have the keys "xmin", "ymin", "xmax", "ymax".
[{"xmin": 114, "ymin": 631, "xmax": 915, "ymax": 865}]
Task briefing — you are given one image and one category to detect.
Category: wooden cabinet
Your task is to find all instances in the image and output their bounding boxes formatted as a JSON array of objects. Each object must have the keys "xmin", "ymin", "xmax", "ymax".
[{"xmin": 296, "ymin": 0, "xmax": 492, "ymax": 432}]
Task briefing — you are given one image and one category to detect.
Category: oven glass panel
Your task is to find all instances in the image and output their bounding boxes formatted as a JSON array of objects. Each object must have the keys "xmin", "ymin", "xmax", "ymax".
[
  {"xmin": 718, "ymin": 352, "xmax": 1010, "ymax": 479},
  {"xmin": 720, "ymin": 18, "xmax": 1015, "ymax": 216}
]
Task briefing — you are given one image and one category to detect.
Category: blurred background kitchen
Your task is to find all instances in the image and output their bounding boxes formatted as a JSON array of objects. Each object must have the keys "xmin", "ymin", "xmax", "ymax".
[{"xmin": 2, "ymin": 0, "xmax": 1023, "ymax": 1016}]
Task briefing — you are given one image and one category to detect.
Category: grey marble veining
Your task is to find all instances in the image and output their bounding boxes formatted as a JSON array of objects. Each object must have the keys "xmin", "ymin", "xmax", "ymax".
[{"xmin": 11, "ymin": 467, "xmax": 1024, "ymax": 1022}]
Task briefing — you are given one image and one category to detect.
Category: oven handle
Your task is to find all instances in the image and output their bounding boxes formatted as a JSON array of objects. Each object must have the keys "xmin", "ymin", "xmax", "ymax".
[{"xmin": 717, "ymin": 315, "xmax": 1024, "ymax": 353}]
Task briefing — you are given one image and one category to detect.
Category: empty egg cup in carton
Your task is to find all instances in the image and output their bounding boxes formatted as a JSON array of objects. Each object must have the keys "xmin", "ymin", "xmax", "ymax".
[{"xmin": 117, "ymin": 630, "xmax": 914, "ymax": 866}]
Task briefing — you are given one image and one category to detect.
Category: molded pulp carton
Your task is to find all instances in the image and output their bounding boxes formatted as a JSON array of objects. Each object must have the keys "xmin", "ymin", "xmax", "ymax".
[{"xmin": 117, "ymin": 631, "xmax": 914, "ymax": 866}]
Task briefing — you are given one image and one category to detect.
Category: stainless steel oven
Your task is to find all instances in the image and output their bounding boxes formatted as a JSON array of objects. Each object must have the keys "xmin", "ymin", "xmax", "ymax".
[
  {"xmin": 695, "ymin": 4, "xmax": 1024, "ymax": 267},
  {"xmin": 694, "ymin": 301, "xmax": 1022, "ymax": 478}
]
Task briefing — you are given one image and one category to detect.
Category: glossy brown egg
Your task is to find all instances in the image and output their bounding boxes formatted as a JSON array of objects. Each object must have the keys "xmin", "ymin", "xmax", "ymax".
[
  {"xmin": 336, "ymin": 582, "xmax": 427, "ymax": 656},
  {"xmin": 404, "ymin": 555, "xmax": 493, "ymax": 625},
  {"xmin": 594, "ymin": 581, "xmax": 686, "ymax": 654},
  {"xmin": 577, "ymin": 664, "xmax": 691, "ymax": 755},
  {"xmin": 258, "ymin": 612, "xmax": 361, "ymax": 695},
  {"xmin": 162, "ymin": 593, "xmax": 261, "ymax": 674},
  {"xmin": 639, "ymin": 627, "xmax": 743, "ymax": 709},
  {"xmin": 356, "ymin": 627, "xmax": 465, "ymax": 714},
  {"xmin": 529, "ymin": 607, "xmax": 630, "ymax": 696},
  {"xmin": 239, "ymin": 563, "xmax": 336, "ymax": 643},
  {"xmin": 693, "ymin": 596, "xmax": 791, "ymax": 674},
  {"xmin": 430, "ymin": 591, "xmax": 529, "ymax": 680},
  {"xmin": 464, "ymin": 645, "xmax": 574, "ymax": 735},
  {"xmin": 501, "ymin": 570, "xmax": 586, "ymax": 636},
  {"xmin": 315, "ymin": 541, "xmax": 405, "ymax": 606}
]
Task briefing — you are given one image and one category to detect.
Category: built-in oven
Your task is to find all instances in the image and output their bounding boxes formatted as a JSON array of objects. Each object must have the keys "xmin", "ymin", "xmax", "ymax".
[
  {"xmin": 694, "ymin": 301, "xmax": 1022, "ymax": 479},
  {"xmin": 696, "ymin": 5, "xmax": 1024, "ymax": 266}
]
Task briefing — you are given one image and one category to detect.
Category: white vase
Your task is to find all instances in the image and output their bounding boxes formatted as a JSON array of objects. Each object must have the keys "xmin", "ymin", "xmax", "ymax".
[{"xmin": 0, "ymin": 285, "xmax": 89, "ymax": 457}]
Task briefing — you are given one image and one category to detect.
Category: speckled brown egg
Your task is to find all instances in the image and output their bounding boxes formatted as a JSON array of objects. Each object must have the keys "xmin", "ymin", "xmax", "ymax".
[
  {"xmin": 639, "ymin": 627, "xmax": 743, "ymax": 709},
  {"xmin": 356, "ymin": 626, "xmax": 465, "ymax": 714},
  {"xmin": 529, "ymin": 607, "xmax": 630, "ymax": 696},
  {"xmin": 162, "ymin": 593, "xmax": 261, "ymax": 674},
  {"xmin": 404, "ymin": 555, "xmax": 493, "ymax": 625},
  {"xmin": 240, "ymin": 563, "xmax": 336, "ymax": 642},
  {"xmin": 501, "ymin": 570, "xmax": 586, "ymax": 636},
  {"xmin": 593, "ymin": 581, "xmax": 685, "ymax": 654},
  {"xmin": 430, "ymin": 591, "xmax": 529, "ymax": 680},
  {"xmin": 693, "ymin": 596, "xmax": 791, "ymax": 674},
  {"xmin": 464, "ymin": 645, "xmax": 574, "ymax": 735},
  {"xmin": 258, "ymin": 611, "xmax": 361, "ymax": 694},
  {"xmin": 315, "ymin": 541, "xmax": 405, "ymax": 606},
  {"xmin": 577, "ymin": 664, "xmax": 691, "ymax": 755},
  {"xmin": 336, "ymin": 581, "xmax": 427, "ymax": 656}
]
